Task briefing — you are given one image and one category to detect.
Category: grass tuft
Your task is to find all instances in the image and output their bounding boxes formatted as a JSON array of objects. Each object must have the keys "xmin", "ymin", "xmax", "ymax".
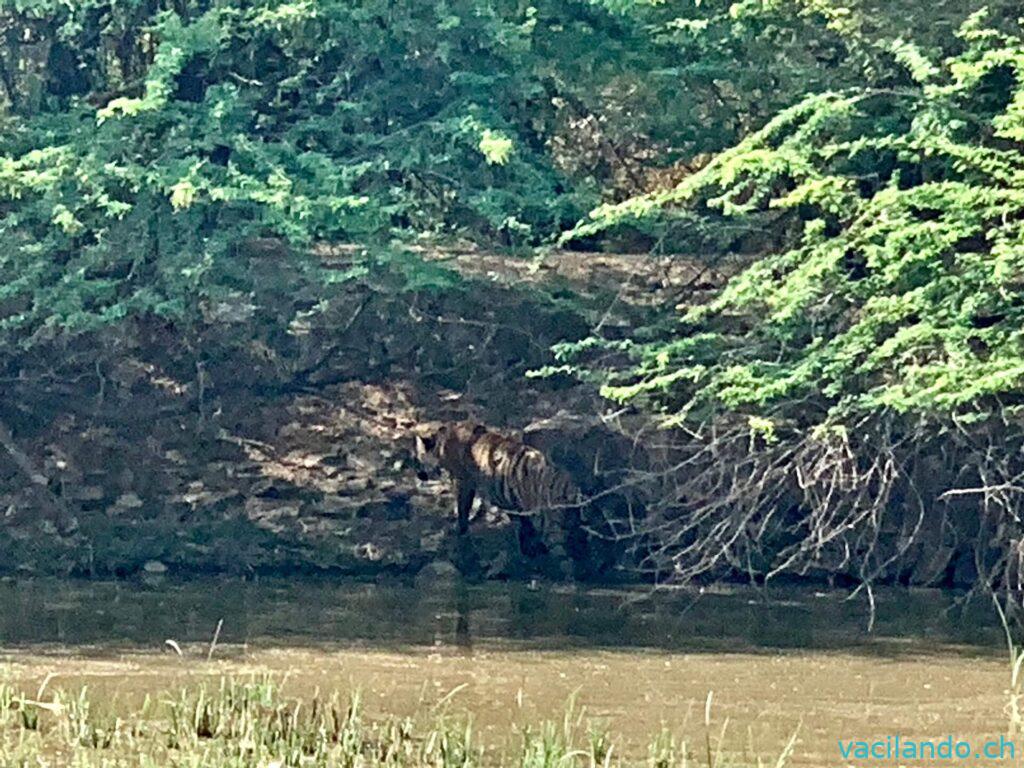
[{"xmin": 0, "ymin": 675, "xmax": 791, "ymax": 767}]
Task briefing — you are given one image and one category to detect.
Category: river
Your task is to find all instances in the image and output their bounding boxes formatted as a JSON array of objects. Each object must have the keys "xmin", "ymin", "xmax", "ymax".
[{"xmin": 0, "ymin": 578, "xmax": 1014, "ymax": 766}]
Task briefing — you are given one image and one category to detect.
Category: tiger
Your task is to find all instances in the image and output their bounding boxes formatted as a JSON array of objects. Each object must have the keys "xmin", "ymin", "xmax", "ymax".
[{"xmin": 412, "ymin": 420, "xmax": 584, "ymax": 572}]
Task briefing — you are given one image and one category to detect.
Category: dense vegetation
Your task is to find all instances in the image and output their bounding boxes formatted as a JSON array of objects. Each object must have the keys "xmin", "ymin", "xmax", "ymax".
[
  {"xmin": 0, "ymin": 0, "xmax": 918, "ymax": 348},
  {"xmin": 558, "ymin": 3, "xmax": 1024, "ymax": 592},
  {"xmin": 2, "ymin": 0, "xmax": 1024, "ymax": 594}
]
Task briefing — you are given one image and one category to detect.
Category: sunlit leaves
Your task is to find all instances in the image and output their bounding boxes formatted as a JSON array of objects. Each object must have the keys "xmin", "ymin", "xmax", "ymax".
[
  {"xmin": 169, "ymin": 180, "xmax": 197, "ymax": 211},
  {"xmin": 564, "ymin": 12, "xmax": 1024, "ymax": 432},
  {"xmin": 478, "ymin": 130, "xmax": 514, "ymax": 165}
]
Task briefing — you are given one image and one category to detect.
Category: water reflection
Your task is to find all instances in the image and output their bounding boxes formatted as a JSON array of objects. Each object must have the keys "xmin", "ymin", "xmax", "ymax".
[{"xmin": 0, "ymin": 577, "xmax": 1005, "ymax": 655}]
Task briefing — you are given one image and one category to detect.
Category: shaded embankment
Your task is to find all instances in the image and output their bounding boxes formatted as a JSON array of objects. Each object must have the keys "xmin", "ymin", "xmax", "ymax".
[
  {"xmin": 0, "ymin": 243, "xmax": 993, "ymax": 589},
  {"xmin": 0, "ymin": 245, "xmax": 702, "ymax": 579}
]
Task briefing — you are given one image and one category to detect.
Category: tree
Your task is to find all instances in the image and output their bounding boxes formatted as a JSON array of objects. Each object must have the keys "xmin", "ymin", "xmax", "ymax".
[{"xmin": 559, "ymin": 7, "xmax": 1024, "ymax": 593}]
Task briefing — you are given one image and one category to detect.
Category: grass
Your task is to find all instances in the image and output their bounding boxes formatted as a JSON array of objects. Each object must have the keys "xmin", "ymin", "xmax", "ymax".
[{"xmin": 0, "ymin": 675, "xmax": 793, "ymax": 768}]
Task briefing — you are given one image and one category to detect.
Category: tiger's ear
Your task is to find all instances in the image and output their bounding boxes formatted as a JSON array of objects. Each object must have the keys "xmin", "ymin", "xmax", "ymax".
[{"xmin": 415, "ymin": 434, "xmax": 436, "ymax": 454}]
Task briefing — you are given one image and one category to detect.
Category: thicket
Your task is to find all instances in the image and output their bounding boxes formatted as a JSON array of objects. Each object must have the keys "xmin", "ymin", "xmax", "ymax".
[
  {"xmin": 560, "ymin": 5, "xmax": 1024, "ymax": 597},
  {"xmin": 0, "ymin": 0, "xmax": 572, "ymax": 352},
  {"xmin": 0, "ymin": 0, "xmax": 901, "ymax": 353}
]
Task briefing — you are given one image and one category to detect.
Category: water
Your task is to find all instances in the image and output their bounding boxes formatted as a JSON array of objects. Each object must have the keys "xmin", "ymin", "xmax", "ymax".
[{"xmin": 0, "ymin": 578, "xmax": 1014, "ymax": 765}]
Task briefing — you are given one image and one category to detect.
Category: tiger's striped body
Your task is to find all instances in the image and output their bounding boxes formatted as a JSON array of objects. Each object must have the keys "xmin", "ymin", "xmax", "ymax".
[{"xmin": 413, "ymin": 421, "xmax": 582, "ymax": 568}]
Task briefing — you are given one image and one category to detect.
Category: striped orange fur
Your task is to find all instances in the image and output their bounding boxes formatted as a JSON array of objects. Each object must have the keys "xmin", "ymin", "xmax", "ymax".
[{"xmin": 413, "ymin": 420, "xmax": 580, "ymax": 535}]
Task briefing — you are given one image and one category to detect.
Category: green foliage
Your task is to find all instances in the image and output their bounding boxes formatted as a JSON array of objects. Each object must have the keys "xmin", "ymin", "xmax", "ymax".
[
  {"xmin": 0, "ymin": 0, "xmax": 642, "ymax": 348},
  {"xmin": 564, "ymin": 10, "xmax": 1024, "ymax": 432},
  {"xmin": 4, "ymin": 0, "xmax": 1021, "ymax": 438},
  {"xmin": 1, "ymin": 0, "xmax": 988, "ymax": 351},
  {"xmin": 552, "ymin": 0, "xmax": 1001, "ymax": 254}
]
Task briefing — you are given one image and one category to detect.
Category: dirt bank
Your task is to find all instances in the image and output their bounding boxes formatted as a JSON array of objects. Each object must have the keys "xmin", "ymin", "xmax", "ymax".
[{"xmin": 0, "ymin": 246, "xmax": 684, "ymax": 580}]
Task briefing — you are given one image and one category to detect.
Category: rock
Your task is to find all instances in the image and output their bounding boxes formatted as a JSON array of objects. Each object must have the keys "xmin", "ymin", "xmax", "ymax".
[
  {"xmin": 319, "ymin": 494, "xmax": 361, "ymax": 517},
  {"xmin": 419, "ymin": 531, "xmax": 445, "ymax": 555},
  {"xmin": 355, "ymin": 496, "xmax": 411, "ymax": 520},
  {"xmin": 354, "ymin": 542, "xmax": 384, "ymax": 562},
  {"xmin": 67, "ymin": 485, "xmax": 104, "ymax": 501},
  {"xmin": 57, "ymin": 516, "xmax": 79, "ymax": 536},
  {"xmin": 115, "ymin": 493, "xmax": 144, "ymax": 509},
  {"xmin": 143, "ymin": 560, "xmax": 168, "ymax": 574},
  {"xmin": 164, "ymin": 450, "xmax": 187, "ymax": 465},
  {"xmin": 414, "ymin": 560, "xmax": 460, "ymax": 588},
  {"xmin": 484, "ymin": 550, "xmax": 512, "ymax": 579},
  {"xmin": 203, "ymin": 295, "xmax": 257, "ymax": 324},
  {"xmin": 245, "ymin": 497, "xmax": 301, "ymax": 520},
  {"xmin": 341, "ymin": 477, "xmax": 372, "ymax": 495},
  {"xmin": 280, "ymin": 450, "xmax": 323, "ymax": 468}
]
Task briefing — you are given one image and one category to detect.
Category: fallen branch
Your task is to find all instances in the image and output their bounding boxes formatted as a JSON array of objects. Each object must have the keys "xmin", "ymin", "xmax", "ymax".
[{"xmin": 0, "ymin": 417, "xmax": 76, "ymax": 534}]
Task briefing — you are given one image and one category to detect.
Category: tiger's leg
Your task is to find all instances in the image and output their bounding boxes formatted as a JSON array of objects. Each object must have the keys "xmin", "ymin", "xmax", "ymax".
[
  {"xmin": 452, "ymin": 481, "xmax": 481, "ymax": 576},
  {"xmin": 540, "ymin": 507, "xmax": 577, "ymax": 580},
  {"xmin": 515, "ymin": 514, "xmax": 546, "ymax": 558},
  {"xmin": 455, "ymin": 481, "xmax": 476, "ymax": 535}
]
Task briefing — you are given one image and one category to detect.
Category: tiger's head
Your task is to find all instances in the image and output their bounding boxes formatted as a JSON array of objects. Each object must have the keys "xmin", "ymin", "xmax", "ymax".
[{"xmin": 412, "ymin": 423, "xmax": 446, "ymax": 481}]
